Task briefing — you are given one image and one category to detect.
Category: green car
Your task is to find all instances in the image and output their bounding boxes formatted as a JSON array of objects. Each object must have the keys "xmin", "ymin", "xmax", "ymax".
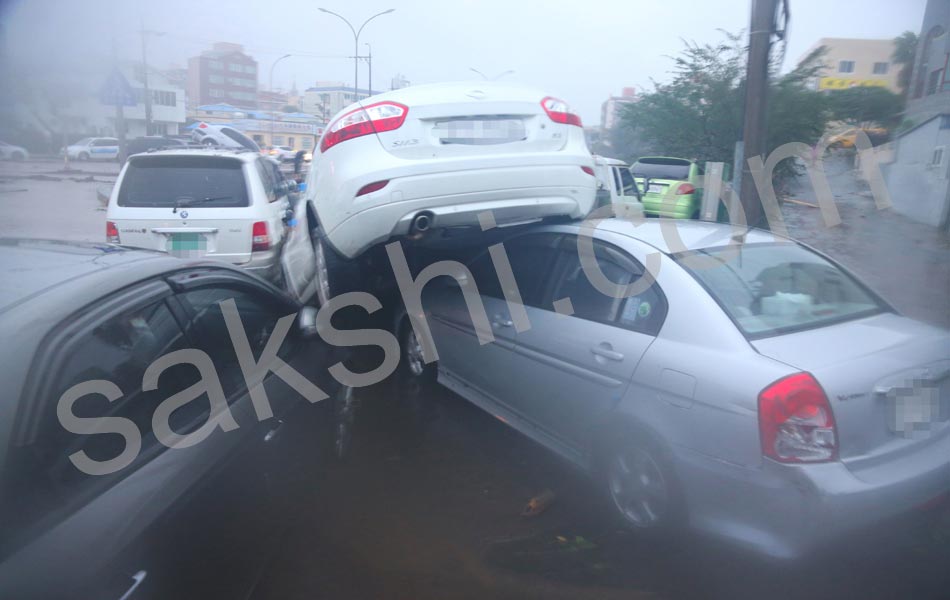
[{"xmin": 632, "ymin": 156, "xmax": 705, "ymax": 219}]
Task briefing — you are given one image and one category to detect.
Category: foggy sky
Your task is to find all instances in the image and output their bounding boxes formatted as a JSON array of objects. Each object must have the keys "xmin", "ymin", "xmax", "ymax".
[{"xmin": 1, "ymin": 0, "xmax": 927, "ymax": 122}]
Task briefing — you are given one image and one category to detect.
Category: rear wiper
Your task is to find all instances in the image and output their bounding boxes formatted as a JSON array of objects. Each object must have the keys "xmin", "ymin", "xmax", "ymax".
[{"xmin": 172, "ymin": 196, "xmax": 232, "ymax": 213}]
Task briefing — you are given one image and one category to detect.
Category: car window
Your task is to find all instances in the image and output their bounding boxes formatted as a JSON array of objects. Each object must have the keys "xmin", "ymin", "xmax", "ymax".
[
  {"xmin": 551, "ymin": 245, "xmax": 635, "ymax": 323},
  {"xmin": 676, "ymin": 242, "xmax": 885, "ymax": 338},
  {"xmin": 618, "ymin": 168, "xmax": 638, "ymax": 196},
  {"xmin": 503, "ymin": 233, "xmax": 562, "ymax": 307},
  {"xmin": 177, "ymin": 286, "xmax": 292, "ymax": 398},
  {"xmin": 612, "ymin": 167, "xmax": 623, "ymax": 195},
  {"xmin": 4, "ymin": 299, "xmax": 197, "ymax": 539},
  {"xmin": 631, "ymin": 158, "xmax": 691, "ymax": 180},
  {"xmin": 255, "ymin": 159, "xmax": 278, "ymax": 202},
  {"xmin": 220, "ymin": 127, "xmax": 260, "ymax": 151},
  {"xmin": 117, "ymin": 155, "xmax": 250, "ymax": 208},
  {"xmin": 467, "ymin": 252, "xmax": 504, "ymax": 300}
]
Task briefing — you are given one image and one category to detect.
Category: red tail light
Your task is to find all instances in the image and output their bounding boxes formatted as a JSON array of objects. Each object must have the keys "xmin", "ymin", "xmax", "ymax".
[
  {"xmin": 106, "ymin": 221, "xmax": 120, "ymax": 244},
  {"xmin": 357, "ymin": 180, "xmax": 389, "ymax": 197},
  {"xmin": 581, "ymin": 166, "xmax": 595, "ymax": 176},
  {"xmin": 676, "ymin": 183, "xmax": 696, "ymax": 195},
  {"xmin": 251, "ymin": 221, "xmax": 270, "ymax": 252},
  {"xmin": 541, "ymin": 96, "xmax": 582, "ymax": 127},
  {"xmin": 758, "ymin": 373, "xmax": 837, "ymax": 463},
  {"xmin": 320, "ymin": 101, "xmax": 409, "ymax": 152}
]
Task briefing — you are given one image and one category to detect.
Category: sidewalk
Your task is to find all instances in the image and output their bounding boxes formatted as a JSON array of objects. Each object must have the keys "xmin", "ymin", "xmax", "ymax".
[{"xmin": 781, "ymin": 155, "xmax": 950, "ymax": 329}]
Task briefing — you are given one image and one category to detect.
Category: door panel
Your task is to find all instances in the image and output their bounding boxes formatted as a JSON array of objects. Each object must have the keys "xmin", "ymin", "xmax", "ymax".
[{"xmin": 280, "ymin": 198, "xmax": 317, "ymax": 303}]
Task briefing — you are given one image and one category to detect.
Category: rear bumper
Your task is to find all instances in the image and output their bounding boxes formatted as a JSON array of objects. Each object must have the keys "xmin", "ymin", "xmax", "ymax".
[
  {"xmin": 673, "ymin": 432, "xmax": 950, "ymax": 559},
  {"xmin": 323, "ymin": 164, "xmax": 596, "ymax": 259}
]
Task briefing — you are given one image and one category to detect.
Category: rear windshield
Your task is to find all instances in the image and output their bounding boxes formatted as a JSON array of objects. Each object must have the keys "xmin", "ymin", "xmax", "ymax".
[
  {"xmin": 676, "ymin": 242, "xmax": 885, "ymax": 338},
  {"xmin": 117, "ymin": 156, "xmax": 249, "ymax": 208},
  {"xmin": 632, "ymin": 158, "xmax": 691, "ymax": 180}
]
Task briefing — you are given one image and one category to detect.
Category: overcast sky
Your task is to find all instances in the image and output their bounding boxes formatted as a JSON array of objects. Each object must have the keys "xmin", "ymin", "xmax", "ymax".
[{"xmin": 1, "ymin": 0, "xmax": 927, "ymax": 122}]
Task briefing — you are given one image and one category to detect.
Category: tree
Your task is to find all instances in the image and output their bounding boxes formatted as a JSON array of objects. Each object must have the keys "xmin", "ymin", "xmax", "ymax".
[
  {"xmin": 827, "ymin": 86, "xmax": 904, "ymax": 129},
  {"xmin": 892, "ymin": 31, "xmax": 918, "ymax": 98},
  {"xmin": 619, "ymin": 31, "xmax": 831, "ymax": 184}
]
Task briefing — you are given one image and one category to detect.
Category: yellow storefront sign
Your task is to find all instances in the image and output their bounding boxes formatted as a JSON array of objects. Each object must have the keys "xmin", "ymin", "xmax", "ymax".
[{"xmin": 818, "ymin": 77, "xmax": 889, "ymax": 90}]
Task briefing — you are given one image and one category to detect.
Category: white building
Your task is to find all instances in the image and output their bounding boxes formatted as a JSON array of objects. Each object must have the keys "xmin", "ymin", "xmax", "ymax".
[{"xmin": 301, "ymin": 81, "xmax": 380, "ymax": 121}]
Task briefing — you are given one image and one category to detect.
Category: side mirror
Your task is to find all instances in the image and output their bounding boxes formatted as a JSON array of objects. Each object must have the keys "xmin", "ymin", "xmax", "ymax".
[{"xmin": 297, "ymin": 306, "xmax": 319, "ymax": 338}]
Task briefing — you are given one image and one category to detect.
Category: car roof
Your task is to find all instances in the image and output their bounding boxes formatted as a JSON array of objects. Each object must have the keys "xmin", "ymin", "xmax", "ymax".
[
  {"xmin": 634, "ymin": 156, "xmax": 693, "ymax": 164},
  {"xmin": 0, "ymin": 239, "xmax": 221, "ymax": 318},
  {"xmin": 552, "ymin": 219, "xmax": 784, "ymax": 255}
]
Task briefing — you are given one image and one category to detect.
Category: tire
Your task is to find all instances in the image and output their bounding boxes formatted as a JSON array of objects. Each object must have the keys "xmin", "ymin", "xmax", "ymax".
[
  {"xmin": 398, "ymin": 316, "xmax": 437, "ymax": 385},
  {"xmin": 78, "ymin": 152, "xmax": 89, "ymax": 161},
  {"xmin": 311, "ymin": 230, "xmax": 357, "ymax": 307},
  {"xmin": 203, "ymin": 138, "xmax": 216, "ymax": 147},
  {"xmin": 598, "ymin": 429, "xmax": 685, "ymax": 534}
]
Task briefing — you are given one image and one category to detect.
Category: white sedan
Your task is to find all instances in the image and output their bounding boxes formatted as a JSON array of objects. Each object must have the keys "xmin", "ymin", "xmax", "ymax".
[
  {"xmin": 0, "ymin": 141, "xmax": 28, "ymax": 161},
  {"xmin": 305, "ymin": 81, "xmax": 597, "ymax": 305}
]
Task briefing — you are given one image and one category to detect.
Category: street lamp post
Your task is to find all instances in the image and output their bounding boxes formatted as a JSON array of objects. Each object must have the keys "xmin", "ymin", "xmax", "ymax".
[
  {"xmin": 269, "ymin": 53, "xmax": 292, "ymax": 149},
  {"xmin": 317, "ymin": 8, "xmax": 394, "ymax": 98},
  {"xmin": 139, "ymin": 22, "xmax": 165, "ymax": 135}
]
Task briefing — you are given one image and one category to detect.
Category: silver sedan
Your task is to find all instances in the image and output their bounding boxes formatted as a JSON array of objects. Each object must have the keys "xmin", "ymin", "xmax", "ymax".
[{"xmin": 395, "ymin": 219, "xmax": 950, "ymax": 559}]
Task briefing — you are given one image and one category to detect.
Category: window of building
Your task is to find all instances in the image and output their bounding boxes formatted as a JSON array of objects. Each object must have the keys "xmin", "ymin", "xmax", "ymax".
[
  {"xmin": 838, "ymin": 60, "xmax": 855, "ymax": 74},
  {"xmin": 208, "ymin": 60, "xmax": 224, "ymax": 70},
  {"xmin": 272, "ymin": 135, "xmax": 285, "ymax": 145},
  {"xmin": 872, "ymin": 62, "xmax": 889, "ymax": 75},
  {"xmin": 926, "ymin": 69, "xmax": 942, "ymax": 96},
  {"xmin": 932, "ymin": 147, "xmax": 945, "ymax": 168},
  {"xmin": 244, "ymin": 65, "xmax": 256, "ymax": 75},
  {"xmin": 209, "ymin": 89, "xmax": 224, "ymax": 98},
  {"xmin": 287, "ymin": 137, "xmax": 294, "ymax": 148},
  {"xmin": 209, "ymin": 75, "xmax": 224, "ymax": 84},
  {"xmin": 301, "ymin": 137, "xmax": 312, "ymax": 149},
  {"xmin": 228, "ymin": 63, "xmax": 244, "ymax": 73}
]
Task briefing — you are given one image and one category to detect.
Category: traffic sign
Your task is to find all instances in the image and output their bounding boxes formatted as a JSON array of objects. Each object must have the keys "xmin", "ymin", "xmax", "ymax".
[{"xmin": 99, "ymin": 69, "xmax": 136, "ymax": 107}]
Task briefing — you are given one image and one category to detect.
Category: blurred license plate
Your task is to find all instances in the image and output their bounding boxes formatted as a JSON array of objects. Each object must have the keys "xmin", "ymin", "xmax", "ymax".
[
  {"xmin": 435, "ymin": 118, "xmax": 526, "ymax": 145},
  {"xmin": 167, "ymin": 233, "xmax": 207, "ymax": 258},
  {"xmin": 648, "ymin": 184, "xmax": 665, "ymax": 194}
]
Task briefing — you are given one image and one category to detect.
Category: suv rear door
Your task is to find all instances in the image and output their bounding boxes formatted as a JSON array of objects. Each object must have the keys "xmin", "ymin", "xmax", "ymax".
[{"xmin": 111, "ymin": 154, "xmax": 257, "ymax": 264}]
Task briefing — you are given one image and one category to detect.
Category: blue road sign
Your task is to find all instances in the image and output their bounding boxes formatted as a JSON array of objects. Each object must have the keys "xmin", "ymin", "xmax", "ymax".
[{"xmin": 99, "ymin": 69, "xmax": 136, "ymax": 107}]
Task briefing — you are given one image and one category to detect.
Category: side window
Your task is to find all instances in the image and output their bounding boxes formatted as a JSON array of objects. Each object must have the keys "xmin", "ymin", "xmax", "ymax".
[
  {"xmin": 612, "ymin": 167, "xmax": 623, "ymax": 195},
  {"xmin": 467, "ymin": 252, "xmax": 503, "ymax": 299},
  {"xmin": 13, "ymin": 299, "xmax": 196, "ymax": 516},
  {"xmin": 503, "ymin": 233, "xmax": 562, "ymax": 307},
  {"xmin": 617, "ymin": 282, "xmax": 667, "ymax": 336},
  {"xmin": 270, "ymin": 161, "xmax": 286, "ymax": 198},
  {"xmin": 619, "ymin": 168, "xmax": 637, "ymax": 196},
  {"xmin": 178, "ymin": 286, "xmax": 291, "ymax": 398},
  {"xmin": 255, "ymin": 159, "xmax": 277, "ymax": 202}
]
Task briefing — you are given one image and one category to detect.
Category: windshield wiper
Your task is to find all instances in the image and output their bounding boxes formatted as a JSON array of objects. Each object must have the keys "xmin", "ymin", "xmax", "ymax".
[{"xmin": 172, "ymin": 196, "xmax": 232, "ymax": 213}]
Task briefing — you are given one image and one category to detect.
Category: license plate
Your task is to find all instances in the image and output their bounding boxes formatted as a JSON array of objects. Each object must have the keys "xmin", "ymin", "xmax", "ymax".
[
  {"xmin": 648, "ymin": 184, "xmax": 665, "ymax": 194},
  {"xmin": 435, "ymin": 118, "xmax": 526, "ymax": 145},
  {"xmin": 167, "ymin": 233, "xmax": 207, "ymax": 258},
  {"xmin": 888, "ymin": 383, "xmax": 947, "ymax": 436}
]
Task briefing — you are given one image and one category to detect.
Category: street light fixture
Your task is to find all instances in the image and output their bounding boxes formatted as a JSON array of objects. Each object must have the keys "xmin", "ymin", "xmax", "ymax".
[
  {"xmin": 268, "ymin": 53, "xmax": 292, "ymax": 149},
  {"xmin": 318, "ymin": 8, "xmax": 394, "ymax": 97}
]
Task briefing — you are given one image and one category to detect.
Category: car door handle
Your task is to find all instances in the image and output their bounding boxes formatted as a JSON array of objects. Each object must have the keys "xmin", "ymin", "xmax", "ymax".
[
  {"xmin": 492, "ymin": 316, "xmax": 513, "ymax": 328},
  {"xmin": 118, "ymin": 570, "xmax": 147, "ymax": 600},
  {"xmin": 591, "ymin": 345, "xmax": 624, "ymax": 361}
]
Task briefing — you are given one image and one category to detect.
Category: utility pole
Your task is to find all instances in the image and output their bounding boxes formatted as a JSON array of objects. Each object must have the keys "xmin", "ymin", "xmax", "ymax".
[
  {"xmin": 365, "ymin": 43, "xmax": 372, "ymax": 96},
  {"xmin": 139, "ymin": 22, "xmax": 164, "ymax": 136},
  {"xmin": 318, "ymin": 8, "xmax": 394, "ymax": 99},
  {"xmin": 738, "ymin": 0, "xmax": 779, "ymax": 229},
  {"xmin": 269, "ymin": 54, "xmax": 291, "ymax": 148}
]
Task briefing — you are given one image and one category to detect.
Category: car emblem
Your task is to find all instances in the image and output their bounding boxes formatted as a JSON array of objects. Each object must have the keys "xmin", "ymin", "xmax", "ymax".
[
  {"xmin": 466, "ymin": 89, "xmax": 486, "ymax": 100},
  {"xmin": 180, "ymin": 210, "xmax": 188, "ymax": 219}
]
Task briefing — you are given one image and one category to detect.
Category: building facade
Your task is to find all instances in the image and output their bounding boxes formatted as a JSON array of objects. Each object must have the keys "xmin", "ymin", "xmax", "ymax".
[
  {"xmin": 301, "ymin": 82, "xmax": 378, "ymax": 121},
  {"xmin": 600, "ymin": 88, "xmax": 637, "ymax": 131},
  {"xmin": 906, "ymin": 0, "xmax": 950, "ymax": 125},
  {"xmin": 798, "ymin": 38, "xmax": 900, "ymax": 93},
  {"xmin": 187, "ymin": 43, "xmax": 258, "ymax": 109}
]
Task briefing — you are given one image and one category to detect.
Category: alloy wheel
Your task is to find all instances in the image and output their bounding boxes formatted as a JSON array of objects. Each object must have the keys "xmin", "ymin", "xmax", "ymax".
[{"xmin": 607, "ymin": 446, "xmax": 670, "ymax": 528}]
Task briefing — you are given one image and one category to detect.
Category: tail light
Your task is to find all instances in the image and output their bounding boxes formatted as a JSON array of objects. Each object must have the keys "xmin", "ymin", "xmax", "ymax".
[
  {"xmin": 758, "ymin": 373, "xmax": 837, "ymax": 463},
  {"xmin": 320, "ymin": 101, "xmax": 409, "ymax": 152},
  {"xmin": 581, "ymin": 166, "xmax": 595, "ymax": 176},
  {"xmin": 251, "ymin": 221, "xmax": 270, "ymax": 252},
  {"xmin": 357, "ymin": 180, "xmax": 389, "ymax": 197},
  {"xmin": 541, "ymin": 96, "xmax": 583, "ymax": 127},
  {"xmin": 106, "ymin": 221, "xmax": 120, "ymax": 244},
  {"xmin": 676, "ymin": 183, "xmax": 696, "ymax": 195}
]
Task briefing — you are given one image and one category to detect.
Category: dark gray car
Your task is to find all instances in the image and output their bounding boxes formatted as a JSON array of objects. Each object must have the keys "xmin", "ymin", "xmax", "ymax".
[{"xmin": 0, "ymin": 239, "xmax": 348, "ymax": 599}]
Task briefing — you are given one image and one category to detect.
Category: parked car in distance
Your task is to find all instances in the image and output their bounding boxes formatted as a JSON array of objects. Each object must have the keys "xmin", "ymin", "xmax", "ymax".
[
  {"xmin": 125, "ymin": 136, "xmax": 190, "ymax": 158},
  {"xmin": 592, "ymin": 155, "xmax": 643, "ymax": 216},
  {"xmin": 269, "ymin": 145, "xmax": 297, "ymax": 162},
  {"xmin": 105, "ymin": 148, "xmax": 319, "ymax": 304},
  {"xmin": 632, "ymin": 157, "xmax": 704, "ymax": 219},
  {"xmin": 307, "ymin": 80, "xmax": 597, "ymax": 306},
  {"xmin": 64, "ymin": 137, "xmax": 119, "ymax": 161},
  {"xmin": 0, "ymin": 140, "xmax": 28, "ymax": 161},
  {"xmin": 0, "ymin": 239, "xmax": 350, "ymax": 599},
  {"xmin": 396, "ymin": 219, "xmax": 950, "ymax": 560},
  {"xmin": 190, "ymin": 122, "xmax": 260, "ymax": 152}
]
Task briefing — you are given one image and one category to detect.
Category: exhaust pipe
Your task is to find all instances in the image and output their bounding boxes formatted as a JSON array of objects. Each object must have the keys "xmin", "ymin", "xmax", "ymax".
[{"xmin": 410, "ymin": 212, "xmax": 433, "ymax": 235}]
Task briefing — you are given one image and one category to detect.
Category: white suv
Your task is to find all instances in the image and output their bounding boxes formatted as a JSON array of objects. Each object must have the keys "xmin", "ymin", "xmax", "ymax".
[{"xmin": 105, "ymin": 148, "xmax": 318, "ymax": 302}]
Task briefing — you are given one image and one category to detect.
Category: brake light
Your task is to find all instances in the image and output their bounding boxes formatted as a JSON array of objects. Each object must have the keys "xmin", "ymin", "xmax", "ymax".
[
  {"xmin": 676, "ymin": 183, "xmax": 696, "ymax": 195},
  {"xmin": 251, "ymin": 221, "xmax": 270, "ymax": 251},
  {"xmin": 758, "ymin": 373, "xmax": 837, "ymax": 463},
  {"xmin": 320, "ymin": 101, "xmax": 409, "ymax": 152},
  {"xmin": 357, "ymin": 180, "xmax": 389, "ymax": 197},
  {"xmin": 198, "ymin": 122, "xmax": 208, "ymax": 129},
  {"xmin": 581, "ymin": 166, "xmax": 595, "ymax": 176},
  {"xmin": 106, "ymin": 221, "xmax": 120, "ymax": 244},
  {"xmin": 541, "ymin": 96, "xmax": 582, "ymax": 127}
]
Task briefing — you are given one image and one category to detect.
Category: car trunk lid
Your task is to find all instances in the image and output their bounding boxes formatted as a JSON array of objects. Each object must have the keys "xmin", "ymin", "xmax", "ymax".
[
  {"xmin": 751, "ymin": 313, "xmax": 950, "ymax": 475},
  {"xmin": 365, "ymin": 82, "xmax": 570, "ymax": 160}
]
